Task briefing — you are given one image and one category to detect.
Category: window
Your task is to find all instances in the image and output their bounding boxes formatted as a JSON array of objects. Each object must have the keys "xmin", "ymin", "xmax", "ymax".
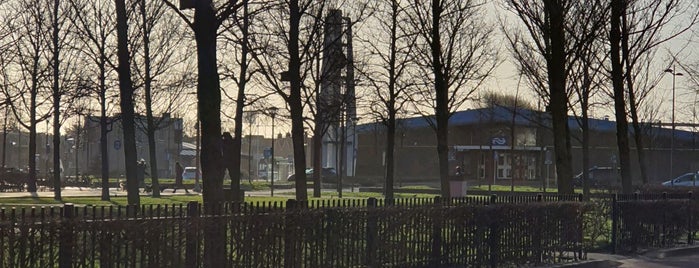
[{"xmin": 496, "ymin": 153, "xmax": 511, "ymax": 179}]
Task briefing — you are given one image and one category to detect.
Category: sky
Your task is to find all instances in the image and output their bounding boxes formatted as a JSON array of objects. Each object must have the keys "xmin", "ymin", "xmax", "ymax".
[{"xmin": 224, "ymin": 1, "xmax": 699, "ymax": 138}]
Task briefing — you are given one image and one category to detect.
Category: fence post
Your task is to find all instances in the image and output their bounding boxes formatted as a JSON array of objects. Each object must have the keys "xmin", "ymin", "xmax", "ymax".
[
  {"xmin": 489, "ymin": 195, "xmax": 499, "ymax": 268},
  {"xmin": 185, "ymin": 201, "xmax": 199, "ymax": 267},
  {"xmin": 611, "ymin": 194, "xmax": 618, "ymax": 254},
  {"xmin": 59, "ymin": 203, "xmax": 74, "ymax": 268},
  {"xmin": 430, "ymin": 196, "xmax": 443, "ymax": 267},
  {"xmin": 284, "ymin": 199, "xmax": 297, "ymax": 268},
  {"xmin": 662, "ymin": 192, "xmax": 668, "ymax": 247},
  {"xmin": 535, "ymin": 194, "xmax": 543, "ymax": 265},
  {"xmin": 577, "ymin": 193, "xmax": 584, "ymax": 260},
  {"xmin": 688, "ymin": 191, "xmax": 694, "ymax": 245},
  {"xmin": 366, "ymin": 197, "xmax": 378, "ymax": 267}
]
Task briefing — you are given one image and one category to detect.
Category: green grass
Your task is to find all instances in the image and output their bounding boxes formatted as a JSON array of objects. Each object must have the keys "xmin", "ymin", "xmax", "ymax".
[{"xmin": 0, "ymin": 190, "xmax": 438, "ymax": 207}]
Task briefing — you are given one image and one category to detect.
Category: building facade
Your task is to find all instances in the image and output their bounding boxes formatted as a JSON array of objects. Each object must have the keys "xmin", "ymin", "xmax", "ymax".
[
  {"xmin": 356, "ymin": 107, "xmax": 699, "ymax": 185},
  {"xmin": 81, "ymin": 113, "xmax": 183, "ymax": 178}
]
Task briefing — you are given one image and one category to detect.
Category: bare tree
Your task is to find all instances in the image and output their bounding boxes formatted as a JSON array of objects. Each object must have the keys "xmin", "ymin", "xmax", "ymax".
[
  {"xmin": 247, "ymin": 0, "xmax": 326, "ymax": 201},
  {"xmin": 133, "ymin": 0, "xmax": 190, "ymax": 197},
  {"xmin": 162, "ymin": 0, "xmax": 242, "ymax": 209},
  {"xmin": 161, "ymin": 1, "xmax": 242, "ymax": 266},
  {"xmin": 408, "ymin": 0, "xmax": 498, "ymax": 198},
  {"xmin": 115, "ymin": 0, "xmax": 140, "ymax": 205},
  {"xmin": 218, "ymin": 0, "xmax": 267, "ymax": 201},
  {"xmin": 4, "ymin": 0, "xmax": 55, "ymax": 193},
  {"xmin": 358, "ymin": 0, "xmax": 417, "ymax": 200},
  {"xmin": 68, "ymin": 0, "xmax": 119, "ymax": 201},
  {"xmin": 249, "ymin": 1, "xmax": 372, "ymax": 200},
  {"xmin": 614, "ymin": 0, "xmax": 698, "ymax": 187},
  {"xmin": 49, "ymin": 0, "xmax": 87, "ymax": 200},
  {"xmin": 502, "ymin": 0, "xmax": 606, "ymax": 194}
]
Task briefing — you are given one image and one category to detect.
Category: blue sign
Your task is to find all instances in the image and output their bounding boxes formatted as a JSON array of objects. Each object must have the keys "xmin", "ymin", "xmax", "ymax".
[
  {"xmin": 114, "ymin": 140, "xmax": 121, "ymax": 150},
  {"xmin": 263, "ymin": 148, "xmax": 272, "ymax": 159},
  {"xmin": 491, "ymin": 137, "xmax": 507, "ymax": 146}
]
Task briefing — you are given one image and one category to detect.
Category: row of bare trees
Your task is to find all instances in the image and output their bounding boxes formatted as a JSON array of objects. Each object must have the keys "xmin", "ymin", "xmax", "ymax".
[
  {"xmin": 0, "ymin": 0, "xmax": 190, "ymax": 202},
  {"xmin": 0, "ymin": 0, "xmax": 696, "ymax": 264},
  {"xmin": 0, "ymin": 0, "xmax": 697, "ymax": 206}
]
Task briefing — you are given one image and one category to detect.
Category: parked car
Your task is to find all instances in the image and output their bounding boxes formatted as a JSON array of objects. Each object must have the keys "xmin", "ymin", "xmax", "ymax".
[
  {"xmin": 287, "ymin": 167, "xmax": 337, "ymax": 182},
  {"xmin": 573, "ymin": 166, "xmax": 619, "ymax": 188},
  {"xmin": 182, "ymin": 167, "xmax": 200, "ymax": 180},
  {"xmin": 661, "ymin": 172, "xmax": 699, "ymax": 187}
]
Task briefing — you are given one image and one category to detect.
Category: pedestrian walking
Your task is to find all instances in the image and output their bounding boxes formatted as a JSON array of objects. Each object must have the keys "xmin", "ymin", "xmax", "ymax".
[{"xmin": 173, "ymin": 162, "xmax": 189, "ymax": 193}]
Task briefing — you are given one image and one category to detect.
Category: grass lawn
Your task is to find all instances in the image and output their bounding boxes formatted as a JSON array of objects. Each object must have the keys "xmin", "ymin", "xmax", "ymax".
[{"xmin": 0, "ymin": 190, "xmax": 437, "ymax": 207}]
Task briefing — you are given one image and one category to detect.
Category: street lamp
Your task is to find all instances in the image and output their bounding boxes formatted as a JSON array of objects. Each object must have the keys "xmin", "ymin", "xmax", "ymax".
[
  {"xmin": 269, "ymin": 107, "xmax": 278, "ymax": 197},
  {"xmin": 664, "ymin": 66, "xmax": 683, "ymax": 179}
]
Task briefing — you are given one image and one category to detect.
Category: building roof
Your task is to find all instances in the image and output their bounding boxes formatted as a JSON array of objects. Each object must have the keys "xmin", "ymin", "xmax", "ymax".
[{"xmin": 357, "ymin": 106, "xmax": 697, "ymax": 141}]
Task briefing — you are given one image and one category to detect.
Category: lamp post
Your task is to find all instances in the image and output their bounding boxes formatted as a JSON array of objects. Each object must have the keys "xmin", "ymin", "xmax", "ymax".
[
  {"xmin": 664, "ymin": 66, "xmax": 683, "ymax": 179},
  {"xmin": 269, "ymin": 107, "xmax": 278, "ymax": 197}
]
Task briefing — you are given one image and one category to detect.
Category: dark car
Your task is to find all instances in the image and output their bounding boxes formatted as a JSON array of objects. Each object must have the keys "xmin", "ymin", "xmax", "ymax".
[
  {"xmin": 287, "ymin": 167, "xmax": 337, "ymax": 182},
  {"xmin": 573, "ymin": 166, "xmax": 619, "ymax": 188}
]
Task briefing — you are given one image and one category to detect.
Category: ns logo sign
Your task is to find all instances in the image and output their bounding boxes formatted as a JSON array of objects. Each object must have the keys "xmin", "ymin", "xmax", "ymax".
[{"xmin": 491, "ymin": 137, "xmax": 507, "ymax": 146}]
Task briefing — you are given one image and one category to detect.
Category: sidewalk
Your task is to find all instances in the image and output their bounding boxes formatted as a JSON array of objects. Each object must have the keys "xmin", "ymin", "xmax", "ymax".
[
  {"xmin": 556, "ymin": 246, "xmax": 699, "ymax": 268},
  {"xmin": 0, "ymin": 186, "xmax": 199, "ymax": 199}
]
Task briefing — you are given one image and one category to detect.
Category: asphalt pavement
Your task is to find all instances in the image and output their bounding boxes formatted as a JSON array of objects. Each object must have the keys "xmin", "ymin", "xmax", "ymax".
[{"xmin": 564, "ymin": 247, "xmax": 699, "ymax": 268}]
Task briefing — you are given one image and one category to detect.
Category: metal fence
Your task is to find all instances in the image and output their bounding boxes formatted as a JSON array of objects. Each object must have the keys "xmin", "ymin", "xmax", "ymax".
[
  {"xmin": 609, "ymin": 192, "xmax": 697, "ymax": 254},
  {"xmin": 0, "ymin": 196, "xmax": 587, "ymax": 268}
]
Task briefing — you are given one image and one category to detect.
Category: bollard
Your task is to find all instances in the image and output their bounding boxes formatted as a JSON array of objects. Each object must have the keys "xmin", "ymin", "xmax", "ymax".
[
  {"xmin": 366, "ymin": 198, "xmax": 378, "ymax": 267},
  {"xmin": 284, "ymin": 199, "xmax": 297, "ymax": 268},
  {"xmin": 59, "ymin": 203, "xmax": 74, "ymax": 268},
  {"xmin": 611, "ymin": 194, "xmax": 618, "ymax": 254},
  {"xmin": 185, "ymin": 202, "xmax": 199, "ymax": 267}
]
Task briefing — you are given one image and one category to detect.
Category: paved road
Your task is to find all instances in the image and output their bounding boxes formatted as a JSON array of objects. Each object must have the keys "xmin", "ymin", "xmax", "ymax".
[
  {"xmin": 615, "ymin": 254, "xmax": 699, "ymax": 268},
  {"xmin": 586, "ymin": 252, "xmax": 699, "ymax": 268}
]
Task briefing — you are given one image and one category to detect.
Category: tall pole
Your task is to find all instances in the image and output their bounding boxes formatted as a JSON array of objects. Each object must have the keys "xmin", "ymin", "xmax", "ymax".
[
  {"xmin": 338, "ymin": 109, "xmax": 344, "ymax": 198},
  {"xmin": 269, "ymin": 107, "xmax": 278, "ymax": 197},
  {"xmin": 46, "ymin": 120, "xmax": 49, "ymax": 179},
  {"xmin": 665, "ymin": 66, "xmax": 682, "ymax": 180},
  {"xmin": 2, "ymin": 106, "xmax": 7, "ymax": 170},
  {"xmin": 75, "ymin": 117, "xmax": 80, "ymax": 180}
]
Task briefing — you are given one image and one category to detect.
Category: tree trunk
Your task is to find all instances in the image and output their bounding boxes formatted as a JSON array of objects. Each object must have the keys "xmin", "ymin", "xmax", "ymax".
[
  {"xmin": 100, "ymin": 62, "xmax": 110, "ymax": 201},
  {"xmin": 430, "ymin": 0, "xmax": 451, "ymax": 199},
  {"xmin": 194, "ymin": 0, "xmax": 224, "ymax": 205},
  {"xmin": 384, "ymin": 0, "xmax": 398, "ymax": 201},
  {"xmin": 115, "ymin": 0, "xmax": 140, "ymax": 205},
  {"xmin": 289, "ymin": 0, "xmax": 308, "ymax": 201},
  {"xmin": 385, "ymin": 113, "xmax": 396, "ymax": 200},
  {"xmin": 312, "ymin": 127, "xmax": 322, "ymax": 197},
  {"xmin": 544, "ymin": 0, "xmax": 573, "ymax": 194},
  {"xmin": 621, "ymin": 11, "xmax": 649, "ymax": 185},
  {"xmin": 28, "ymin": 77, "xmax": 37, "ymax": 193},
  {"xmin": 193, "ymin": 0, "xmax": 225, "ymax": 266},
  {"xmin": 581, "ymin": 106, "xmax": 590, "ymax": 196},
  {"xmin": 610, "ymin": 0, "xmax": 633, "ymax": 193},
  {"xmin": 139, "ymin": 0, "xmax": 160, "ymax": 198},
  {"xmin": 230, "ymin": 0, "xmax": 249, "ymax": 202},
  {"xmin": 51, "ymin": 0, "xmax": 62, "ymax": 200}
]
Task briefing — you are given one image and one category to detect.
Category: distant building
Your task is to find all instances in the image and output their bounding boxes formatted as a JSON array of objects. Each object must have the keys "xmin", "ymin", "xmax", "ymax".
[
  {"xmin": 81, "ymin": 113, "xmax": 183, "ymax": 178},
  {"xmin": 356, "ymin": 106, "xmax": 699, "ymax": 185}
]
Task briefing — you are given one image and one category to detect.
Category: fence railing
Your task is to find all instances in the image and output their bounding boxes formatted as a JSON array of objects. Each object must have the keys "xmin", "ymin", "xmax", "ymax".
[
  {"xmin": 0, "ymin": 195, "xmax": 588, "ymax": 268},
  {"xmin": 1, "ymin": 191, "xmax": 696, "ymax": 267}
]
